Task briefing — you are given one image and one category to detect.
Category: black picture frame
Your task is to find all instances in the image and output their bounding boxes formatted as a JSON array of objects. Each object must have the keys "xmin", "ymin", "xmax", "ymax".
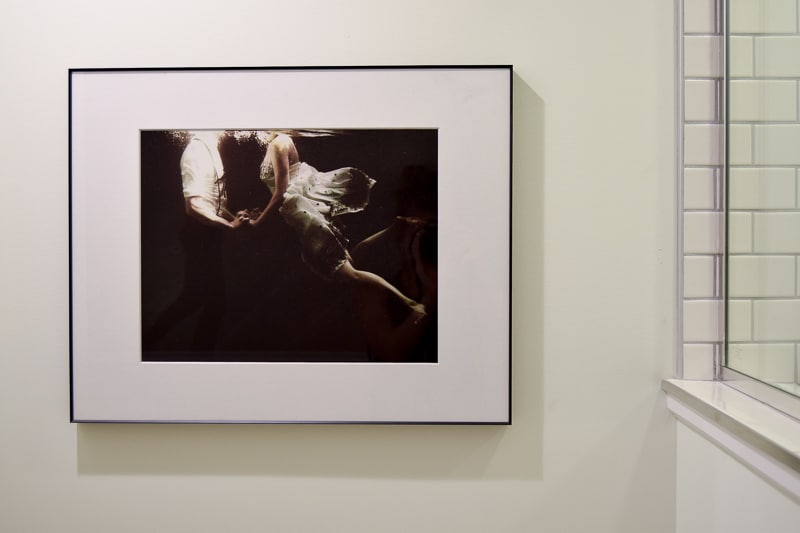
[{"xmin": 69, "ymin": 66, "xmax": 512, "ymax": 424}]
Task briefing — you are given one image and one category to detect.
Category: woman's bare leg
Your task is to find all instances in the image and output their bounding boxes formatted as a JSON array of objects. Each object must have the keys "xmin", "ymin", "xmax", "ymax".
[{"xmin": 334, "ymin": 260, "xmax": 424, "ymax": 313}]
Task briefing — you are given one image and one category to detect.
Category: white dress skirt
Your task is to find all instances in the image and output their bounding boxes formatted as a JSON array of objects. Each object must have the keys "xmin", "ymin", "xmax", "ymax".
[{"xmin": 260, "ymin": 160, "xmax": 375, "ymax": 278}]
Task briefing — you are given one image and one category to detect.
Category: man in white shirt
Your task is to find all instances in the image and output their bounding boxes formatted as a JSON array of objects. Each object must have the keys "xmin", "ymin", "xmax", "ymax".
[
  {"xmin": 181, "ymin": 131, "xmax": 242, "ymax": 229},
  {"xmin": 143, "ymin": 131, "xmax": 243, "ymax": 354}
]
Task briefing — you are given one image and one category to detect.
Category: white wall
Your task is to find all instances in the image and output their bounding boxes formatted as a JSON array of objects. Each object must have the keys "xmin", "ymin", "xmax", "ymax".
[
  {"xmin": 676, "ymin": 421, "xmax": 800, "ymax": 533},
  {"xmin": 0, "ymin": 1, "xmax": 676, "ymax": 532}
]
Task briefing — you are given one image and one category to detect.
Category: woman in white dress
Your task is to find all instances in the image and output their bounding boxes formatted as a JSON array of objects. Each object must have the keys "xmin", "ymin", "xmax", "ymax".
[{"xmin": 245, "ymin": 132, "xmax": 433, "ymax": 360}]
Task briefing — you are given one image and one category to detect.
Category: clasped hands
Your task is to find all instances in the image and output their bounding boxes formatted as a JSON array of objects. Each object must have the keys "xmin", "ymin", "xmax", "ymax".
[{"xmin": 233, "ymin": 208, "xmax": 263, "ymax": 227}]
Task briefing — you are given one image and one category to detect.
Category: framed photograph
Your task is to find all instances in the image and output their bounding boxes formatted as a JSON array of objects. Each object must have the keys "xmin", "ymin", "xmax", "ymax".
[{"xmin": 70, "ymin": 66, "xmax": 512, "ymax": 423}]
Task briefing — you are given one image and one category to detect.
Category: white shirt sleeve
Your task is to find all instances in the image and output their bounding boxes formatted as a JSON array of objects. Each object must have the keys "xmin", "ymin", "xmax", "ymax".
[{"xmin": 180, "ymin": 139, "xmax": 216, "ymax": 199}]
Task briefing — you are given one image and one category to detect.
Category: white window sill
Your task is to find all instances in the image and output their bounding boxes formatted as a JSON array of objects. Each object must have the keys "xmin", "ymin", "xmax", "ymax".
[{"xmin": 663, "ymin": 379, "xmax": 800, "ymax": 499}]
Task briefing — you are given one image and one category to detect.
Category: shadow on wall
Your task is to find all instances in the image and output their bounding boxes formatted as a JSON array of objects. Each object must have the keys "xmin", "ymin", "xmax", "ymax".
[{"xmin": 75, "ymin": 74, "xmax": 545, "ymax": 481}]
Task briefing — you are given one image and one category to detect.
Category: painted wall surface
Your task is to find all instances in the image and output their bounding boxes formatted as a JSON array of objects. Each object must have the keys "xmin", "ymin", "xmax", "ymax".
[
  {"xmin": 676, "ymin": 421, "xmax": 800, "ymax": 533},
  {"xmin": 0, "ymin": 1, "xmax": 676, "ymax": 532}
]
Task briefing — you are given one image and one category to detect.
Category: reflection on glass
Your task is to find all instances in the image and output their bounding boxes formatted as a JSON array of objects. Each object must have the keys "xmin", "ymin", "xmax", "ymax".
[{"xmin": 725, "ymin": 0, "xmax": 800, "ymax": 396}]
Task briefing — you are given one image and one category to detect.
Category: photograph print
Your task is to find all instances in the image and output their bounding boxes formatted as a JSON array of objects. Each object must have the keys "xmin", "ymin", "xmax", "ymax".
[{"xmin": 141, "ymin": 128, "xmax": 438, "ymax": 364}]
